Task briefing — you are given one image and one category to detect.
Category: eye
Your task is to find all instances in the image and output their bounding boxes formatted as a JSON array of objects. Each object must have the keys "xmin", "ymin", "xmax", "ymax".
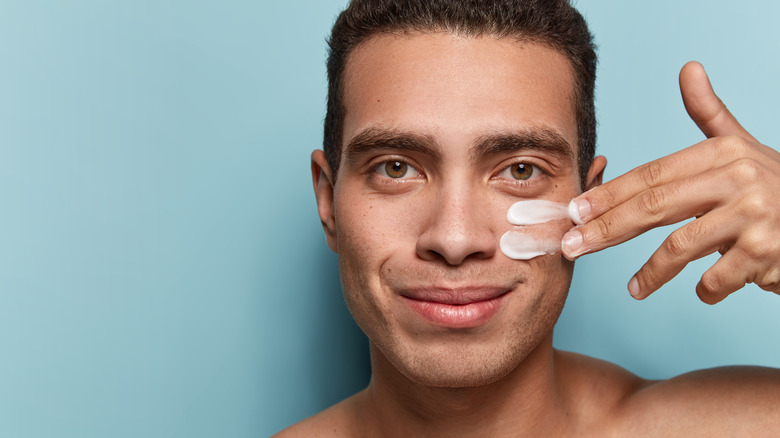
[
  {"xmin": 374, "ymin": 160, "xmax": 421, "ymax": 179},
  {"xmin": 499, "ymin": 162, "xmax": 541, "ymax": 181}
]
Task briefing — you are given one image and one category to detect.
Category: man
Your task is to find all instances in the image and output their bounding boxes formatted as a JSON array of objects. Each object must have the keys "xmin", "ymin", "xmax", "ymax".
[{"xmin": 278, "ymin": 0, "xmax": 780, "ymax": 435}]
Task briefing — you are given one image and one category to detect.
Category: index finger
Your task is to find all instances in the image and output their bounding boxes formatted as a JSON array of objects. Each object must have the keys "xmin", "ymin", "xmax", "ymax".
[{"xmin": 569, "ymin": 138, "xmax": 725, "ymax": 224}]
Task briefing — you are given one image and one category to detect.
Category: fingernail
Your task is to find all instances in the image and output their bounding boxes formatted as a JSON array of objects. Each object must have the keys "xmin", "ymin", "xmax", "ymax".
[
  {"xmin": 568, "ymin": 198, "xmax": 591, "ymax": 225},
  {"xmin": 628, "ymin": 276, "xmax": 641, "ymax": 299},
  {"xmin": 561, "ymin": 230, "xmax": 583, "ymax": 254}
]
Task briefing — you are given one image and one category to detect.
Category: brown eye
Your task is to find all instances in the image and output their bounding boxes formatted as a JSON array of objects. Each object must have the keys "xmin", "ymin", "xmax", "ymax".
[
  {"xmin": 385, "ymin": 161, "xmax": 408, "ymax": 178},
  {"xmin": 497, "ymin": 161, "xmax": 542, "ymax": 182},
  {"xmin": 510, "ymin": 163, "xmax": 533, "ymax": 180},
  {"xmin": 375, "ymin": 160, "xmax": 420, "ymax": 179}
]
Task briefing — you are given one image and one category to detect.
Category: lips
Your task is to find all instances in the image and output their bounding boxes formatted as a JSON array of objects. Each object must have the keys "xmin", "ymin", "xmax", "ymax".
[
  {"xmin": 401, "ymin": 286, "xmax": 511, "ymax": 328},
  {"xmin": 402, "ymin": 286, "xmax": 508, "ymax": 304}
]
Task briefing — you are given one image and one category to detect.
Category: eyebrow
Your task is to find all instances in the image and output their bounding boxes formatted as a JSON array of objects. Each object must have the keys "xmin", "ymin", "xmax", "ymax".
[
  {"xmin": 343, "ymin": 126, "xmax": 574, "ymax": 165},
  {"xmin": 471, "ymin": 129, "xmax": 575, "ymax": 163},
  {"xmin": 344, "ymin": 128, "xmax": 442, "ymax": 164}
]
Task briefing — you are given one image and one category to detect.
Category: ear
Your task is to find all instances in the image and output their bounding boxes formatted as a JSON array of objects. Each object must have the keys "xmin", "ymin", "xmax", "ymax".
[
  {"xmin": 311, "ymin": 150, "xmax": 338, "ymax": 253},
  {"xmin": 584, "ymin": 155, "xmax": 607, "ymax": 191}
]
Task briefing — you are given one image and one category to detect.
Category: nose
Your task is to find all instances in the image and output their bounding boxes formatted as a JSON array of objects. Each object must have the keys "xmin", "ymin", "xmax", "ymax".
[{"xmin": 415, "ymin": 182, "xmax": 497, "ymax": 265}]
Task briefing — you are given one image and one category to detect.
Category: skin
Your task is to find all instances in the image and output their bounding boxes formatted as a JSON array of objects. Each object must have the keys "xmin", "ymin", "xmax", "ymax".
[{"xmin": 276, "ymin": 33, "xmax": 780, "ymax": 437}]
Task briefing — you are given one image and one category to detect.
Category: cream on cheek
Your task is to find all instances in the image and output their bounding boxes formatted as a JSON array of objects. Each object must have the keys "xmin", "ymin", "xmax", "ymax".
[{"xmin": 499, "ymin": 200, "xmax": 575, "ymax": 260}]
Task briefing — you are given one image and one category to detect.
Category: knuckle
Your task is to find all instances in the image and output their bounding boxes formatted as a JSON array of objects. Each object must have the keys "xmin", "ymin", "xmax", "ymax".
[
  {"xmin": 723, "ymin": 134, "xmax": 745, "ymax": 149},
  {"xmin": 662, "ymin": 230, "xmax": 690, "ymax": 258},
  {"xmin": 740, "ymin": 192, "xmax": 771, "ymax": 214},
  {"xmin": 601, "ymin": 183, "xmax": 622, "ymax": 209},
  {"xmin": 638, "ymin": 258, "xmax": 662, "ymax": 286},
  {"xmin": 709, "ymin": 137, "xmax": 730, "ymax": 156},
  {"xmin": 671, "ymin": 219, "xmax": 707, "ymax": 255},
  {"xmin": 637, "ymin": 189, "xmax": 667, "ymax": 219},
  {"xmin": 684, "ymin": 217, "xmax": 707, "ymax": 240},
  {"xmin": 758, "ymin": 267, "xmax": 780, "ymax": 291},
  {"xmin": 729, "ymin": 158, "xmax": 763, "ymax": 183},
  {"xmin": 740, "ymin": 230, "xmax": 770, "ymax": 259},
  {"xmin": 640, "ymin": 162, "xmax": 663, "ymax": 188},
  {"xmin": 591, "ymin": 217, "xmax": 613, "ymax": 240},
  {"xmin": 715, "ymin": 135, "xmax": 747, "ymax": 155}
]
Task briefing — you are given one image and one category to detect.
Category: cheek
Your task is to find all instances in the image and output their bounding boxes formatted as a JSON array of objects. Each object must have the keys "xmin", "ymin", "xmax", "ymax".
[
  {"xmin": 333, "ymin": 193, "xmax": 423, "ymax": 308},
  {"xmin": 333, "ymin": 194, "xmax": 432, "ymax": 339},
  {"xmin": 333, "ymin": 199, "xmax": 393, "ymax": 328},
  {"xmin": 335, "ymin": 199, "xmax": 413, "ymax": 262}
]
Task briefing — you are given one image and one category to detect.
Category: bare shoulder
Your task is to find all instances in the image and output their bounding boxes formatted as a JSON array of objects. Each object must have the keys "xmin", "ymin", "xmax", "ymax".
[
  {"xmin": 616, "ymin": 365, "xmax": 780, "ymax": 435},
  {"xmin": 554, "ymin": 350, "xmax": 650, "ymax": 428},
  {"xmin": 272, "ymin": 394, "xmax": 361, "ymax": 438},
  {"xmin": 555, "ymin": 350, "xmax": 780, "ymax": 435}
]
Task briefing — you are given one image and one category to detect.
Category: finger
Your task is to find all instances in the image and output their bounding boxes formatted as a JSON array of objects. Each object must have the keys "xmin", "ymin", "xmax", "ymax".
[
  {"xmin": 567, "ymin": 134, "xmax": 775, "ymax": 226},
  {"xmin": 695, "ymin": 248, "xmax": 753, "ymax": 305},
  {"xmin": 627, "ymin": 210, "xmax": 738, "ymax": 300},
  {"xmin": 562, "ymin": 164, "xmax": 736, "ymax": 259},
  {"xmin": 739, "ymin": 225, "xmax": 780, "ymax": 294},
  {"xmin": 756, "ymin": 265, "xmax": 780, "ymax": 294},
  {"xmin": 679, "ymin": 61, "xmax": 758, "ymax": 143}
]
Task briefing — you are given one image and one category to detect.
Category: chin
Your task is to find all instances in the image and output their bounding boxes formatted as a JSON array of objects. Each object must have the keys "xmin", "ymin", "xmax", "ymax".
[
  {"xmin": 402, "ymin": 360, "xmax": 517, "ymax": 389},
  {"xmin": 375, "ymin": 329, "xmax": 547, "ymax": 389}
]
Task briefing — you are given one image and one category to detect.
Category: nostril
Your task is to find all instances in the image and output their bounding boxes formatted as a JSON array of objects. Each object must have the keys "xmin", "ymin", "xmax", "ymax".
[
  {"xmin": 416, "ymin": 227, "xmax": 497, "ymax": 265},
  {"xmin": 414, "ymin": 189, "xmax": 498, "ymax": 265}
]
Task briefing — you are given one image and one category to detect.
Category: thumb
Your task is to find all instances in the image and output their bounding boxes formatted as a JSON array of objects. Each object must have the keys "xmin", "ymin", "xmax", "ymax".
[{"xmin": 679, "ymin": 61, "xmax": 757, "ymax": 142}]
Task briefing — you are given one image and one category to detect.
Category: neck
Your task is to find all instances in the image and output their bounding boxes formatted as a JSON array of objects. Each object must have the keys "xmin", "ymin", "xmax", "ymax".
[{"xmin": 355, "ymin": 335, "xmax": 572, "ymax": 437}]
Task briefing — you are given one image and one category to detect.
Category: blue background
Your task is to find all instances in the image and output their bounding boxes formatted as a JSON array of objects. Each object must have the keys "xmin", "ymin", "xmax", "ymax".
[{"xmin": 1, "ymin": 1, "xmax": 778, "ymax": 436}]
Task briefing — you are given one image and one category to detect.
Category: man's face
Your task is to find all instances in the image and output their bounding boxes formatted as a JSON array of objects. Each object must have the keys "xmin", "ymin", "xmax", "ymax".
[{"xmin": 314, "ymin": 33, "xmax": 588, "ymax": 387}]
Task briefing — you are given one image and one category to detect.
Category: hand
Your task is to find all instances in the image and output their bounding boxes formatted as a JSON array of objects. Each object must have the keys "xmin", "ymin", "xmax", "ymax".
[{"xmin": 561, "ymin": 61, "xmax": 780, "ymax": 304}]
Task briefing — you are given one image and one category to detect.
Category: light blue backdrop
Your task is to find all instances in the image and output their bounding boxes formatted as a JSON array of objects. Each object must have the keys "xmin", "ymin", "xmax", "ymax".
[{"xmin": 1, "ymin": 1, "xmax": 777, "ymax": 437}]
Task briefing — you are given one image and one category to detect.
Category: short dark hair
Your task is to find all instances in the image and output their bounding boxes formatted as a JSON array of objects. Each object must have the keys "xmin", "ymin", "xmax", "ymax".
[{"xmin": 324, "ymin": 0, "xmax": 597, "ymax": 188}]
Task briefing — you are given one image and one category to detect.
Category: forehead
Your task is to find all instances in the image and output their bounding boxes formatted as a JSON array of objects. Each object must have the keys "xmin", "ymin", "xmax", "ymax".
[{"xmin": 341, "ymin": 32, "xmax": 578, "ymax": 156}]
